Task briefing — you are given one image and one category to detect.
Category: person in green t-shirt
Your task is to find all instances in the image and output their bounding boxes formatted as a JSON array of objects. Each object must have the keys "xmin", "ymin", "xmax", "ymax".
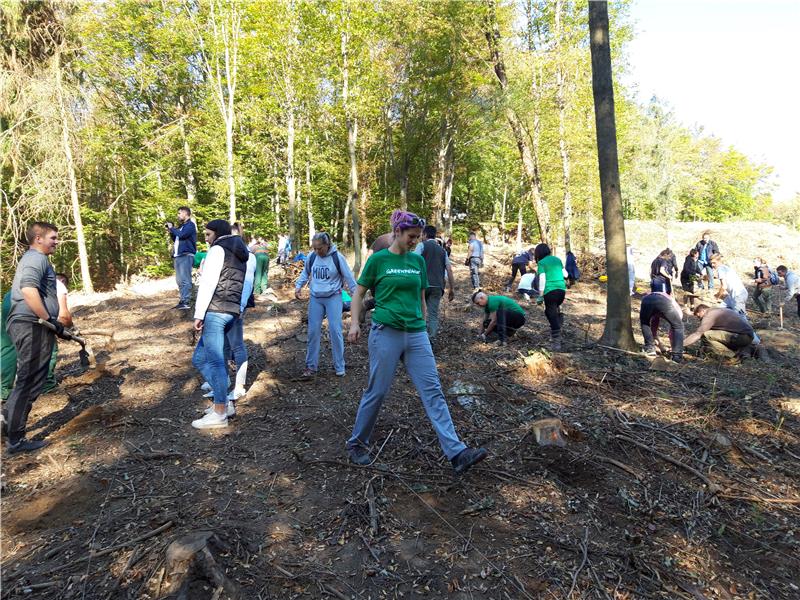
[
  {"xmin": 346, "ymin": 210, "xmax": 487, "ymax": 475},
  {"xmin": 533, "ymin": 243, "xmax": 568, "ymax": 351},
  {"xmin": 471, "ymin": 291, "xmax": 526, "ymax": 346}
]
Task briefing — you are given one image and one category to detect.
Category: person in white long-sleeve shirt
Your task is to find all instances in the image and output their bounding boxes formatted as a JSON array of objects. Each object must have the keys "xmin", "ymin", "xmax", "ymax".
[
  {"xmin": 191, "ymin": 219, "xmax": 249, "ymax": 430},
  {"xmin": 776, "ymin": 265, "xmax": 799, "ymax": 318}
]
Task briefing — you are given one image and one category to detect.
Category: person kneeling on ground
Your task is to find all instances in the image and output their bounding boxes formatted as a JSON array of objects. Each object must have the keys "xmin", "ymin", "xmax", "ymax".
[
  {"xmin": 346, "ymin": 210, "xmax": 487, "ymax": 475},
  {"xmin": 533, "ymin": 243, "xmax": 568, "ymax": 351},
  {"xmin": 709, "ymin": 254, "xmax": 748, "ymax": 316},
  {"xmin": 191, "ymin": 220, "xmax": 249, "ymax": 430},
  {"xmin": 752, "ymin": 257, "xmax": 774, "ymax": 314},
  {"xmin": 684, "ymin": 304, "xmax": 757, "ymax": 361},
  {"xmin": 776, "ymin": 265, "xmax": 799, "ymax": 318},
  {"xmin": 517, "ymin": 271, "xmax": 539, "ymax": 303},
  {"xmin": 472, "ymin": 291, "xmax": 526, "ymax": 347},
  {"xmin": 640, "ymin": 291, "xmax": 684, "ymax": 362}
]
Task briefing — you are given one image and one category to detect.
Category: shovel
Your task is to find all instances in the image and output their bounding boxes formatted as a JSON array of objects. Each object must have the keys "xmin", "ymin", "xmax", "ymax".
[{"xmin": 38, "ymin": 318, "xmax": 96, "ymax": 369}]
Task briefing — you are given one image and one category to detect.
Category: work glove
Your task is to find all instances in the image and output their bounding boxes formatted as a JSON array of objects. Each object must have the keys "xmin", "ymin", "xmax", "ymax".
[{"xmin": 47, "ymin": 317, "xmax": 67, "ymax": 339}]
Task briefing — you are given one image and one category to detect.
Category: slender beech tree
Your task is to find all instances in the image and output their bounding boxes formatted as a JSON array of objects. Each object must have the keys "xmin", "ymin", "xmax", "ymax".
[
  {"xmin": 588, "ymin": 0, "xmax": 636, "ymax": 350},
  {"xmin": 54, "ymin": 47, "xmax": 93, "ymax": 292},
  {"xmin": 485, "ymin": 0, "xmax": 551, "ymax": 245}
]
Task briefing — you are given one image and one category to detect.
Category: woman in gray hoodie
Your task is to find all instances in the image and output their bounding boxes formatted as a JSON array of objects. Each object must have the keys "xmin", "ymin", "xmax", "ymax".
[{"xmin": 295, "ymin": 232, "xmax": 357, "ymax": 377}]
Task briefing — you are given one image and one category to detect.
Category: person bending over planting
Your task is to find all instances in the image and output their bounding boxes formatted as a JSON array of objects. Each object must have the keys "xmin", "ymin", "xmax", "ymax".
[{"xmin": 471, "ymin": 291, "xmax": 526, "ymax": 347}]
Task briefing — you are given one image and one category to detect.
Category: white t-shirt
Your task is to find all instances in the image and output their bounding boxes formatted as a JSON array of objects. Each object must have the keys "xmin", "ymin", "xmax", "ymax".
[
  {"xmin": 56, "ymin": 279, "xmax": 68, "ymax": 298},
  {"xmin": 717, "ymin": 265, "xmax": 746, "ymax": 296},
  {"xmin": 518, "ymin": 272, "xmax": 537, "ymax": 291}
]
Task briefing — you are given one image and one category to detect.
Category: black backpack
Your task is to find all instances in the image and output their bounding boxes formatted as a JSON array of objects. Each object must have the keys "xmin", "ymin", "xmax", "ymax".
[{"xmin": 305, "ymin": 251, "xmax": 344, "ymax": 280}]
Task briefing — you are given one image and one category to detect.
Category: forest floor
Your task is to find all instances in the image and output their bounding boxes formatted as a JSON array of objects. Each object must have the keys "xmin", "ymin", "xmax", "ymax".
[{"xmin": 2, "ymin": 248, "xmax": 800, "ymax": 600}]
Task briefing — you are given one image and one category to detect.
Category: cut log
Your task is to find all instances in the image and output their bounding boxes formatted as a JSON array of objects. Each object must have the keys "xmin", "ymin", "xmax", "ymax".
[{"xmin": 159, "ymin": 531, "xmax": 241, "ymax": 600}]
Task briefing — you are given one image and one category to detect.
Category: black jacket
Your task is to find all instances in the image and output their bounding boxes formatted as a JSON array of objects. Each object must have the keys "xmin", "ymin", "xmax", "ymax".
[
  {"xmin": 207, "ymin": 235, "xmax": 249, "ymax": 315},
  {"xmin": 695, "ymin": 239, "xmax": 720, "ymax": 264}
]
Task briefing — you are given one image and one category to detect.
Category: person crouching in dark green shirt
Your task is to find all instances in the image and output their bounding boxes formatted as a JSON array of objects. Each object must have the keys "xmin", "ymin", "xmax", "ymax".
[{"xmin": 471, "ymin": 291, "xmax": 526, "ymax": 346}]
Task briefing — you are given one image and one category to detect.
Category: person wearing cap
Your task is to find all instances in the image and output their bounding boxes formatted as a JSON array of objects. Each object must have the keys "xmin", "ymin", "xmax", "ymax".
[
  {"xmin": 190, "ymin": 219, "xmax": 249, "ymax": 430},
  {"xmin": 346, "ymin": 210, "xmax": 488, "ymax": 475}
]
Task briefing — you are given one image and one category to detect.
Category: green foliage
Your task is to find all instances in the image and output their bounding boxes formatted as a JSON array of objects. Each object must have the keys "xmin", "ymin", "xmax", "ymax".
[{"xmin": 1, "ymin": 0, "xmax": 777, "ymax": 289}]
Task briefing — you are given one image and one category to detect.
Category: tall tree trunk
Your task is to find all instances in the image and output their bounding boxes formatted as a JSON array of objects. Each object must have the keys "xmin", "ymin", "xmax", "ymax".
[
  {"xmin": 342, "ymin": 27, "xmax": 362, "ymax": 274},
  {"xmin": 55, "ymin": 51, "xmax": 93, "ymax": 293},
  {"xmin": 555, "ymin": 0, "xmax": 573, "ymax": 253},
  {"xmin": 286, "ymin": 106, "xmax": 296, "ymax": 244},
  {"xmin": 516, "ymin": 203, "xmax": 523, "ymax": 251},
  {"xmin": 485, "ymin": 0, "xmax": 550, "ymax": 245},
  {"xmin": 399, "ymin": 152, "xmax": 409, "ymax": 211},
  {"xmin": 272, "ymin": 163, "xmax": 281, "ymax": 229},
  {"xmin": 500, "ymin": 178, "xmax": 507, "ymax": 230},
  {"xmin": 442, "ymin": 146, "xmax": 455, "ymax": 236},
  {"xmin": 433, "ymin": 116, "xmax": 452, "ymax": 228},
  {"xmin": 589, "ymin": 0, "xmax": 636, "ymax": 350},
  {"xmin": 178, "ymin": 95, "xmax": 197, "ymax": 204},
  {"xmin": 305, "ymin": 134, "xmax": 315, "ymax": 245}
]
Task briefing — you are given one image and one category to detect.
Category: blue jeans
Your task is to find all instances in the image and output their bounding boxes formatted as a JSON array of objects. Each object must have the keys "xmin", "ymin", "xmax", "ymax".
[
  {"xmin": 701, "ymin": 264, "xmax": 714, "ymax": 289},
  {"xmin": 469, "ymin": 257, "xmax": 481, "ymax": 289},
  {"xmin": 192, "ymin": 312, "xmax": 235, "ymax": 405},
  {"xmin": 425, "ymin": 287, "xmax": 444, "ymax": 338},
  {"xmin": 174, "ymin": 254, "xmax": 194, "ymax": 304},
  {"xmin": 306, "ymin": 294, "xmax": 344, "ymax": 373},
  {"xmin": 347, "ymin": 324, "xmax": 466, "ymax": 460}
]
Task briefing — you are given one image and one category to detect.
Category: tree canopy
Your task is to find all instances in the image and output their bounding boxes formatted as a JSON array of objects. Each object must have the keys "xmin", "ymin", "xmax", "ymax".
[{"xmin": 1, "ymin": 0, "xmax": 774, "ymax": 290}]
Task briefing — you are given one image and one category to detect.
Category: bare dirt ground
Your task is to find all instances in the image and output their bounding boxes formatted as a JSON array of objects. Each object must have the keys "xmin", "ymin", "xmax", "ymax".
[{"xmin": 2, "ymin": 246, "xmax": 799, "ymax": 599}]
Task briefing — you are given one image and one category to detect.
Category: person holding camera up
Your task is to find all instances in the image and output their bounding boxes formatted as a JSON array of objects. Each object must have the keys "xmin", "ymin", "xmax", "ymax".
[{"xmin": 165, "ymin": 206, "xmax": 197, "ymax": 310}]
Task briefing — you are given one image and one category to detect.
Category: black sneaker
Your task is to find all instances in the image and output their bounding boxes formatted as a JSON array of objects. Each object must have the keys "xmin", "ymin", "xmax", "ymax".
[
  {"xmin": 451, "ymin": 447, "xmax": 488, "ymax": 475},
  {"xmin": 176, "ymin": 303, "xmax": 191, "ymax": 310},
  {"xmin": 348, "ymin": 446, "xmax": 372, "ymax": 466},
  {"xmin": 7, "ymin": 438, "xmax": 47, "ymax": 454}
]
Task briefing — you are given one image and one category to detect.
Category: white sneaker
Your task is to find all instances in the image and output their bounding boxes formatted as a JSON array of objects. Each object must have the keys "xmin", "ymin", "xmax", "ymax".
[
  {"xmin": 227, "ymin": 387, "xmax": 246, "ymax": 401},
  {"xmin": 203, "ymin": 402, "xmax": 236, "ymax": 417},
  {"xmin": 192, "ymin": 411, "xmax": 228, "ymax": 429},
  {"xmin": 202, "ymin": 390, "xmax": 214, "ymax": 398},
  {"xmin": 200, "ymin": 382, "xmax": 212, "ymax": 393}
]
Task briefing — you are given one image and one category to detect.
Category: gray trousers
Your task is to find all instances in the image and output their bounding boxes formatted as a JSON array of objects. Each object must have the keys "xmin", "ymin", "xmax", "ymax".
[
  {"xmin": 425, "ymin": 287, "xmax": 444, "ymax": 338},
  {"xmin": 306, "ymin": 293, "xmax": 345, "ymax": 373},
  {"xmin": 4, "ymin": 321, "xmax": 55, "ymax": 444},
  {"xmin": 753, "ymin": 286, "xmax": 771, "ymax": 313},
  {"xmin": 723, "ymin": 289, "xmax": 748, "ymax": 316},
  {"xmin": 469, "ymin": 257, "xmax": 481, "ymax": 289},
  {"xmin": 347, "ymin": 324, "xmax": 466, "ymax": 460}
]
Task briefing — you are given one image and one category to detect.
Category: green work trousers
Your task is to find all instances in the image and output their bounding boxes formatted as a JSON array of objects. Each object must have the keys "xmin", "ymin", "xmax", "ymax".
[{"xmin": 255, "ymin": 253, "xmax": 269, "ymax": 294}]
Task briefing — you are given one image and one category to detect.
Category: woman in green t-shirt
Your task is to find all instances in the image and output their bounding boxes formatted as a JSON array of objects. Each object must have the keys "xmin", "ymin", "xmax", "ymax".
[
  {"xmin": 471, "ymin": 291, "xmax": 526, "ymax": 346},
  {"xmin": 533, "ymin": 243, "xmax": 567, "ymax": 351},
  {"xmin": 346, "ymin": 210, "xmax": 487, "ymax": 475}
]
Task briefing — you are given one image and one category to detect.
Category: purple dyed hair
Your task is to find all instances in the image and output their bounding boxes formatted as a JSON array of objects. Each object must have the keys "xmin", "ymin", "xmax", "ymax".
[{"xmin": 389, "ymin": 210, "xmax": 425, "ymax": 231}]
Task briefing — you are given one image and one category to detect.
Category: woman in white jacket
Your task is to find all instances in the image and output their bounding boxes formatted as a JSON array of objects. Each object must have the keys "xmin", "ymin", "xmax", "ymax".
[{"xmin": 295, "ymin": 232, "xmax": 357, "ymax": 377}]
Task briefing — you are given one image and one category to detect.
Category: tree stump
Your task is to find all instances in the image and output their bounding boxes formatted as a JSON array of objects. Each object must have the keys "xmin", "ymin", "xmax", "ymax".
[{"xmin": 159, "ymin": 531, "xmax": 241, "ymax": 600}]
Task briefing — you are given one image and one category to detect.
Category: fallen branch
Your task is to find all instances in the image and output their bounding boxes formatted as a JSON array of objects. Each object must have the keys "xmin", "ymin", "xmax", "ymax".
[
  {"xmin": 594, "ymin": 455, "xmax": 642, "ymax": 480},
  {"xmin": 567, "ymin": 527, "xmax": 590, "ymax": 598},
  {"xmin": 615, "ymin": 435, "xmax": 720, "ymax": 494}
]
